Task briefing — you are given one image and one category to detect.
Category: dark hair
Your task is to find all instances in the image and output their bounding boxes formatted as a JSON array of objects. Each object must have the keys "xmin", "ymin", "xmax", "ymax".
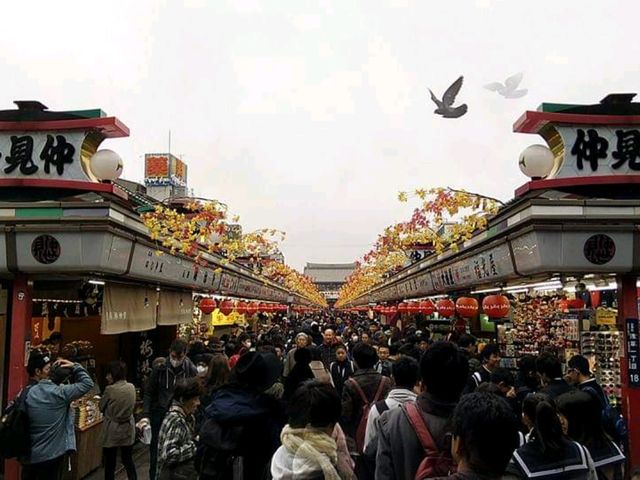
[
  {"xmin": 420, "ymin": 341, "xmax": 469, "ymax": 402},
  {"xmin": 491, "ymin": 368, "xmax": 515, "ymax": 387},
  {"xmin": 106, "ymin": 360, "xmax": 127, "ymax": 382},
  {"xmin": 170, "ymin": 338, "xmax": 188, "ymax": 355},
  {"xmin": 451, "ymin": 392, "xmax": 519, "ymax": 476},
  {"xmin": 391, "ymin": 356, "xmax": 419, "ymax": 390},
  {"xmin": 458, "ymin": 334, "xmax": 477, "ymax": 348},
  {"xmin": 48, "ymin": 332, "xmax": 62, "ymax": 342},
  {"xmin": 288, "ymin": 380, "xmax": 341, "ymax": 429},
  {"xmin": 476, "ymin": 382, "xmax": 503, "ymax": 396},
  {"xmin": 518, "ymin": 355, "xmax": 540, "ymax": 389},
  {"xmin": 353, "ymin": 342, "xmax": 378, "ymax": 369},
  {"xmin": 398, "ymin": 343, "xmax": 421, "ymax": 361},
  {"xmin": 480, "ymin": 343, "xmax": 500, "ymax": 362},
  {"xmin": 224, "ymin": 342, "xmax": 236, "ymax": 358},
  {"xmin": 335, "ymin": 343, "xmax": 347, "ymax": 352},
  {"xmin": 294, "ymin": 347, "xmax": 312, "ymax": 365},
  {"xmin": 389, "ymin": 342, "xmax": 401, "ymax": 356},
  {"xmin": 556, "ymin": 390, "xmax": 607, "ymax": 449},
  {"xmin": 206, "ymin": 354, "xmax": 230, "ymax": 390},
  {"xmin": 188, "ymin": 341, "xmax": 206, "ymax": 359},
  {"xmin": 173, "ymin": 377, "xmax": 203, "ymax": 402},
  {"xmin": 567, "ymin": 355, "xmax": 590, "ymax": 376},
  {"xmin": 536, "ymin": 353, "xmax": 563, "ymax": 379},
  {"xmin": 523, "ymin": 394, "xmax": 565, "ymax": 457},
  {"xmin": 377, "ymin": 343, "xmax": 390, "ymax": 352},
  {"xmin": 309, "ymin": 345, "xmax": 322, "ymax": 362}
]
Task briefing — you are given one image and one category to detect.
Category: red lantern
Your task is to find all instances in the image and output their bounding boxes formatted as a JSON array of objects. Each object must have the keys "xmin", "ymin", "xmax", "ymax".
[
  {"xmin": 482, "ymin": 295, "xmax": 510, "ymax": 319},
  {"xmin": 456, "ymin": 297, "xmax": 479, "ymax": 318},
  {"xmin": 419, "ymin": 300, "xmax": 435, "ymax": 315},
  {"xmin": 236, "ymin": 301, "xmax": 248, "ymax": 314},
  {"xmin": 199, "ymin": 298, "xmax": 217, "ymax": 315},
  {"xmin": 590, "ymin": 291, "xmax": 601, "ymax": 308},
  {"xmin": 398, "ymin": 302, "xmax": 409, "ymax": 313},
  {"xmin": 558, "ymin": 299, "xmax": 569, "ymax": 312},
  {"xmin": 408, "ymin": 302, "xmax": 421, "ymax": 314},
  {"xmin": 219, "ymin": 299, "xmax": 234, "ymax": 316},
  {"xmin": 258, "ymin": 303, "xmax": 269, "ymax": 313},
  {"xmin": 436, "ymin": 299, "xmax": 456, "ymax": 318},
  {"xmin": 374, "ymin": 305, "xmax": 383, "ymax": 313},
  {"xmin": 387, "ymin": 304, "xmax": 398, "ymax": 315},
  {"xmin": 278, "ymin": 304, "xmax": 288, "ymax": 312},
  {"xmin": 246, "ymin": 302, "xmax": 259, "ymax": 315}
]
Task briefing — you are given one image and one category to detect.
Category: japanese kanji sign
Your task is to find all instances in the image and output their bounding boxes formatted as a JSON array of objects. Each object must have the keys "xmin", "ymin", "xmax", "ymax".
[
  {"xmin": 0, "ymin": 131, "xmax": 89, "ymax": 181},
  {"xmin": 625, "ymin": 318, "xmax": 640, "ymax": 387},
  {"xmin": 554, "ymin": 126, "xmax": 640, "ymax": 179}
]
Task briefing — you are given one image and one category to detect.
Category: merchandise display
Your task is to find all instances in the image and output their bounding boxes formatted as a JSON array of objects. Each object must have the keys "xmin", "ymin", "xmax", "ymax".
[
  {"xmin": 582, "ymin": 331, "xmax": 623, "ymax": 407},
  {"xmin": 72, "ymin": 395, "xmax": 103, "ymax": 431}
]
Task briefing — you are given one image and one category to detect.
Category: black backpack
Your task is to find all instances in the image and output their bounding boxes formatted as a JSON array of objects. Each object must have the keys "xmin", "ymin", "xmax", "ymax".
[{"xmin": 0, "ymin": 386, "xmax": 33, "ymax": 460}]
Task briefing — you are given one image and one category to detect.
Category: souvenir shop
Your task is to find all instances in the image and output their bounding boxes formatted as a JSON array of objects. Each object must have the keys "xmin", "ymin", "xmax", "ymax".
[{"xmin": 347, "ymin": 98, "xmax": 640, "ymax": 470}]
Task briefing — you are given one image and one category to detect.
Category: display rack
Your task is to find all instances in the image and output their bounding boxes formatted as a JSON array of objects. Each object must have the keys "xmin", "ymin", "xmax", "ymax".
[{"xmin": 581, "ymin": 331, "xmax": 623, "ymax": 407}]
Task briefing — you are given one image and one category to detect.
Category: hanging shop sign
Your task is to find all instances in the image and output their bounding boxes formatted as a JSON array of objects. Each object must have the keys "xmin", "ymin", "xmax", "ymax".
[
  {"xmin": 596, "ymin": 308, "xmax": 617, "ymax": 326},
  {"xmin": 550, "ymin": 126, "xmax": 640, "ymax": 179},
  {"xmin": 144, "ymin": 153, "xmax": 188, "ymax": 188},
  {"xmin": 625, "ymin": 318, "xmax": 640, "ymax": 387},
  {"xmin": 430, "ymin": 243, "xmax": 514, "ymax": 291}
]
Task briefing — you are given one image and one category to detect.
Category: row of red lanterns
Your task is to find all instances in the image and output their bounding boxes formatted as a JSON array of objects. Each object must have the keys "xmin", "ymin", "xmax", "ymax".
[
  {"xmin": 198, "ymin": 298, "xmax": 288, "ymax": 316},
  {"xmin": 372, "ymin": 294, "xmax": 512, "ymax": 319}
]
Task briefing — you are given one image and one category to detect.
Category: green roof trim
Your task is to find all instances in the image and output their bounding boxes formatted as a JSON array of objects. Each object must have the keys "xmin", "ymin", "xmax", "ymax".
[
  {"xmin": 64, "ymin": 109, "xmax": 106, "ymax": 119},
  {"xmin": 16, "ymin": 208, "xmax": 63, "ymax": 218},
  {"xmin": 538, "ymin": 103, "xmax": 582, "ymax": 113}
]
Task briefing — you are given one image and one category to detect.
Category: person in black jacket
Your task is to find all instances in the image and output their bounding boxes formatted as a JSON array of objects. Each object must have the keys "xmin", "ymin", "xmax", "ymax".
[
  {"xmin": 283, "ymin": 347, "xmax": 314, "ymax": 400},
  {"xmin": 536, "ymin": 353, "xmax": 575, "ymax": 400},
  {"xmin": 141, "ymin": 338, "xmax": 198, "ymax": 480},
  {"xmin": 464, "ymin": 343, "xmax": 501, "ymax": 393},
  {"xmin": 329, "ymin": 344, "xmax": 354, "ymax": 398},
  {"xmin": 565, "ymin": 355, "xmax": 607, "ymax": 408}
]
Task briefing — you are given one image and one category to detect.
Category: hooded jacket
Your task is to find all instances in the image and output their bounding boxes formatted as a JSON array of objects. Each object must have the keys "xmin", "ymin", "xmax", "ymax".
[
  {"xmin": 199, "ymin": 384, "xmax": 287, "ymax": 480},
  {"xmin": 143, "ymin": 356, "xmax": 198, "ymax": 416},
  {"xmin": 364, "ymin": 388, "xmax": 417, "ymax": 451},
  {"xmin": 375, "ymin": 393, "xmax": 456, "ymax": 480}
]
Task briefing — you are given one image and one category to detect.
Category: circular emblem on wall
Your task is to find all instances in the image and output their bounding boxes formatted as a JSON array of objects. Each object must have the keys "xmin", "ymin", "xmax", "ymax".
[
  {"xmin": 583, "ymin": 234, "xmax": 616, "ymax": 265},
  {"xmin": 31, "ymin": 235, "xmax": 61, "ymax": 264}
]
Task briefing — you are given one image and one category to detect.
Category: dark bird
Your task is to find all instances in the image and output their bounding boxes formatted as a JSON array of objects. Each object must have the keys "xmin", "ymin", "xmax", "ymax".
[
  {"xmin": 485, "ymin": 72, "xmax": 528, "ymax": 98},
  {"xmin": 429, "ymin": 76, "xmax": 468, "ymax": 118}
]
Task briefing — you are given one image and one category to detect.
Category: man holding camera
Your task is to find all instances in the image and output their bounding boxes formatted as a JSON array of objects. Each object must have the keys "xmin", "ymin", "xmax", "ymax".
[{"xmin": 22, "ymin": 351, "xmax": 94, "ymax": 480}]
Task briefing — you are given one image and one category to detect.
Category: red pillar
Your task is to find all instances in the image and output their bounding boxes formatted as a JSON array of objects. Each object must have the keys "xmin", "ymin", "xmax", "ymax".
[
  {"xmin": 4, "ymin": 275, "xmax": 32, "ymax": 480},
  {"xmin": 617, "ymin": 274, "xmax": 640, "ymax": 473}
]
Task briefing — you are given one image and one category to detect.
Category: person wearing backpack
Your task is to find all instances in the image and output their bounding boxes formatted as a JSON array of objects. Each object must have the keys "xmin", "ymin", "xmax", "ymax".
[
  {"xmin": 375, "ymin": 341, "xmax": 469, "ymax": 480},
  {"xmin": 198, "ymin": 351, "xmax": 287, "ymax": 480},
  {"xmin": 463, "ymin": 343, "xmax": 500, "ymax": 394},
  {"xmin": 431, "ymin": 392, "xmax": 521, "ymax": 479},
  {"xmin": 340, "ymin": 342, "xmax": 392, "ymax": 456},
  {"xmin": 21, "ymin": 352, "xmax": 94, "ymax": 480}
]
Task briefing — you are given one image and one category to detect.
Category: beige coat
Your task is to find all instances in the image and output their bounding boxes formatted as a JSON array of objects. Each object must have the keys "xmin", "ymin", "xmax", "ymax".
[{"xmin": 99, "ymin": 380, "xmax": 136, "ymax": 448}]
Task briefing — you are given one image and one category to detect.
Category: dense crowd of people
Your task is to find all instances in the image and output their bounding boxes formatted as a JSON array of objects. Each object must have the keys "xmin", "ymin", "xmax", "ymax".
[{"xmin": 15, "ymin": 312, "xmax": 629, "ymax": 480}]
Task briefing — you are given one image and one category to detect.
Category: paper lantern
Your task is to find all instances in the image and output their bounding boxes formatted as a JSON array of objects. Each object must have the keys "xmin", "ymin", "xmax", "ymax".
[
  {"xmin": 436, "ymin": 299, "xmax": 456, "ymax": 318},
  {"xmin": 519, "ymin": 144, "xmax": 554, "ymax": 179},
  {"xmin": 258, "ymin": 303, "xmax": 269, "ymax": 313},
  {"xmin": 398, "ymin": 302, "xmax": 409, "ymax": 313},
  {"xmin": 198, "ymin": 298, "xmax": 216, "ymax": 315},
  {"xmin": 246, "ymin": 302, "xmax": 259, "ymax": 315},
  {"xmin": 482, "ymin": 295, "xmax": 510, "ymax": 319},
  {"xmin": 590, "ymin": 291, "xmax": 601, "ymax": 308},
  {"xmin": 408, "ymin": 302, "xmax": 421, "ymax": 314},
  {"xmin": 219, "ymin": 299, "xmax": 234, "ymax": 315},
  {"xmin": 236, "ymin": 301, "xmax": 248, "ymax": 314},
  {"xmin": 558, "ymin": 299, "xmax": 569, "ymax": 312},
  {"xmin": 456, "ymin": 297, "xmax": 479, "ymax": 318},
  {"xmin": 419, "ymin": 300, "xmax": 435, "ymax": 315},
  {"xmin": 387, "ymin": 305, "xmax": 398, "ymax": 315},
  {"xmin": 374, "ymin": 305, "xmax": 383, "ymax": 313}
]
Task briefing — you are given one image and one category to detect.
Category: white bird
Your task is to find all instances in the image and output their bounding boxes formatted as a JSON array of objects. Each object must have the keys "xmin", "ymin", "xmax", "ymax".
[{"xmin": 485, "ymin": 72, "xmax": 528, "ymax": 99}]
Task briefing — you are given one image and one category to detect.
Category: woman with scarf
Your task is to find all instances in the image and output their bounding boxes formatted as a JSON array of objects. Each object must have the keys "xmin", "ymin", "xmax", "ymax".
[
  {"xmin": 271, "ymin": 380, "xmax": 354, "ymax": 479},
  {"xmin": 156, "ymin": 378, "xmax": 203, "ymax": 480}
]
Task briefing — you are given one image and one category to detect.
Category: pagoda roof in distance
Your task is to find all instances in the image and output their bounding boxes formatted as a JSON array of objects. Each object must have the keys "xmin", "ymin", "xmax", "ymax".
[{"xmin": 304, "ymin": 262, "xmax": 356, "ymax": 284}]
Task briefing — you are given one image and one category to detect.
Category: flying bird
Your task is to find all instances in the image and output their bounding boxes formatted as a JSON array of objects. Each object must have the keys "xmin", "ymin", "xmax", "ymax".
[
  {"xmin": 429, "ymin": 76, "xmax": 468, "ymax": 118},
  {"xmin": 484, "ymin": 72, "xmax": 528, "ymax": 98}
]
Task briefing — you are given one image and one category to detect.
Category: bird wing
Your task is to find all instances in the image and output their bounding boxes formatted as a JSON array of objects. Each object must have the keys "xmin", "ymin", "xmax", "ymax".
[
  {"xmin": 429, "ymin": 89, "xmax": 443, "ymax": 108},
  {"xmin": 484, "ymin": 82, "xmax": 505, "ymax": 93},
  {"xmin": 504, "ymin": 72, "xmax": 523, "ymax": 91},
  {"xmin": 505, "ymin": 88, "xmax": 528, "ymax": 99},
  {"xmin": 443, "ymin": 76, "xmax": 464, "ymax": 107}
]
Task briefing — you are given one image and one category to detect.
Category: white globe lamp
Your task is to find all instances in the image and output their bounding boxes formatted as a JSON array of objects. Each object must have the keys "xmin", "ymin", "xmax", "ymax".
[
  {"xmin": 518, "ymin": 145, "xmax": 554, "ymax": 180},
  {"xmin": 90, "ymin": 149, "xmax": 123, "ymax": 181}
]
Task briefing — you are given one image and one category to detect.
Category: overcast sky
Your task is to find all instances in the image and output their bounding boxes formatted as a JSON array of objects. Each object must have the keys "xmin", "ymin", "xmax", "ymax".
[{"xmin": 3, "ymin": 0, "xmax": 639, "ymax": 270}]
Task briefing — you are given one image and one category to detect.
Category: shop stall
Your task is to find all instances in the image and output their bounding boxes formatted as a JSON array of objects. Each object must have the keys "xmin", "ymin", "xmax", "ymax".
[
  {"xmin": 0, "ymin": 102, "xmax": 308, "ymax": 480},
  {"xmin": 345, "ymin": 96, "xmax": 640, "ymax": 470}
]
